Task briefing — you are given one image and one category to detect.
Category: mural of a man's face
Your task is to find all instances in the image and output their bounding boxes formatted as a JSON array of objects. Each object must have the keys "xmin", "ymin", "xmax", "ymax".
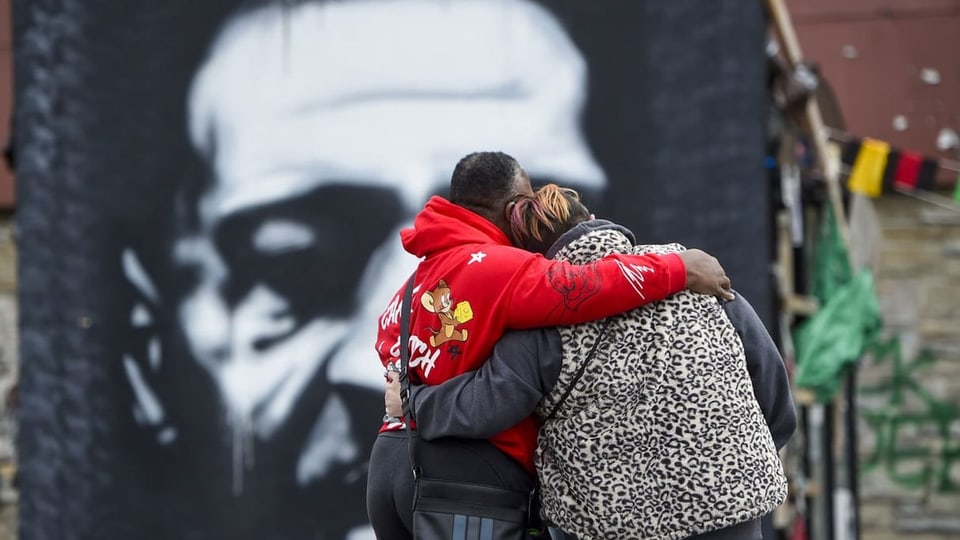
[{"xmin": 123, "ymin": 0, "xmax": 606, "ymax": 494}]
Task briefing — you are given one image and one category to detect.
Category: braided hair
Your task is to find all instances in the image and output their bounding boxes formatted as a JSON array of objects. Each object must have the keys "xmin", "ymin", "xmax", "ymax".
[{"xmin": 509, "ymin": 184, "xmax": 590, "ymax": 255}]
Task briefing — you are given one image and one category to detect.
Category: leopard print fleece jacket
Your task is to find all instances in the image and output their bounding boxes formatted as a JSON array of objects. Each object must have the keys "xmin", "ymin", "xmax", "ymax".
[{"xmin": 534, "ymin": 227, "xmax": 788, "ymax": 540}]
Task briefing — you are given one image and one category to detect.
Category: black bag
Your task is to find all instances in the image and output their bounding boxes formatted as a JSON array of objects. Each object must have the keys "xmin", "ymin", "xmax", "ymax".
[
  {"xmin": 412, "ymin": 478, "xmax": 531, "ymax": 540},
  {"xmin": 397, "ymin": 275, "xmax": 533, "ymax": 540}
]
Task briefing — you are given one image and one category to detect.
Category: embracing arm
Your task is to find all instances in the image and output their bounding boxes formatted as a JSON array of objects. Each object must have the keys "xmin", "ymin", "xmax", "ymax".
[
  {"xmin": 405, "ymin": 329, "xmax": 562, "ymax": 440},
  {"xmin": 723, "ymin": 294, "xmax": 797, "ymax": 449},
  {"xmin": 504, "ymin": 248, "xmax": 732, "ymax": 329}
]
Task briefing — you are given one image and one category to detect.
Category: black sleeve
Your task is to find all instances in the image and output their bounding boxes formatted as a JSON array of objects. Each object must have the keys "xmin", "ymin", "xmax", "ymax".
[
  {"xmin": 723, "ymin": 294, "xmax": 797, "ymax": 449},
  {"xmin": 409, "ymin": 328, "xmax": 562, "ymax": 441}
]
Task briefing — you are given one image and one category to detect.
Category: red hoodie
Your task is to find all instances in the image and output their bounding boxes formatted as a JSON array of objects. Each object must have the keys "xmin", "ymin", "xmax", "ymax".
[{"xmin": 376, "ymin": 196, "xmax": 686, "ymax": 472}]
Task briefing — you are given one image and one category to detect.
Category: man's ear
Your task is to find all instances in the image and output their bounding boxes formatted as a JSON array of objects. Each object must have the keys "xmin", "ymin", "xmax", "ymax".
[
  {"xmin": 504, "ymin": 200, "xmax": 517, "ymax": 222},
  {"xmin": 589, "ymin": 213, "xmax": 596, "ymax": 220},
  {"xmin": 500, "ymin": 202, "xmax": 518, "ymax": 242}
]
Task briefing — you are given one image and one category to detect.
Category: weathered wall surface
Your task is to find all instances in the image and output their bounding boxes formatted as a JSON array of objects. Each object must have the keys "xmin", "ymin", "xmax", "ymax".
[
  {"xmin": 856, "ymin": 196, "xmax": 960, "ymax": 538},
  {"xmin": 788, "ymin": 0, "xmax": 960, "ymax": 536}
]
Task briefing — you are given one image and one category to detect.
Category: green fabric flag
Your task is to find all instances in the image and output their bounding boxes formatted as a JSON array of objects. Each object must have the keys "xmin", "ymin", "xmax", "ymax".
[
  {"xmin": 810, "ymin": 204, "xmax": 852, "ymax": 301},
  {"xmin": 792, "ymin": 205, "xmax": 882, "ymax": 402},
  {"xmin": 954, "ymin": 171, "xmax": 960, "ymax": 203}
]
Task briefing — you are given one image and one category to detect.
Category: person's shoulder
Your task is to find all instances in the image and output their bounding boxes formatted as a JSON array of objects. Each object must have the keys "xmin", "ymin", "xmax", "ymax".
[
  {"xmin": 461, "ymin": 244, "xmax": 538, "ymax": 264},
  {"xmin": 449, "ymin": 245, "xmax": 547, "ymax": 287},
  {"xmin": 632, "ymin": 243, "xmax": 686, "ymax": 256}
]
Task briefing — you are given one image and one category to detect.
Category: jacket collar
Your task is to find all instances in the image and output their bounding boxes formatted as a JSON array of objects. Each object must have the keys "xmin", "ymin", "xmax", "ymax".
[{"xmin": 545, "ymin": 219, "xmax": 636, "ymax": 260}]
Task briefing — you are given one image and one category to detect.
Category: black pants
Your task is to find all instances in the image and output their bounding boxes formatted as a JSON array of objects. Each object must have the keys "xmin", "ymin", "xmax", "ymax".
[{"xmin": 366, "ymin": 431, "xmax": 535, "ymax": 540}]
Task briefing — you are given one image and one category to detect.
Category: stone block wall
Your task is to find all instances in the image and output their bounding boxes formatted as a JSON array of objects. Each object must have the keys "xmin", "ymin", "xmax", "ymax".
[{"xmin": 857, "ymin": 193, "xmax": 960, "ymax": 538}]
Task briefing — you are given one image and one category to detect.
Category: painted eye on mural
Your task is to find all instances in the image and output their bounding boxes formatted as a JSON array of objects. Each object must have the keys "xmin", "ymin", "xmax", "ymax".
[
  {"xmin": 252, "ymin": 220, "xmax": 317, "ymax": 255},
  {"xmin": 207, "ymin": 184, "xmax": 406, "ymax": 317}
]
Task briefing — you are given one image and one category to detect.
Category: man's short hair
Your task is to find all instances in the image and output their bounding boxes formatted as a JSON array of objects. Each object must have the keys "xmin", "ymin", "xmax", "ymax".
[{"xmin": 449, "ymin": 151, "xmax": 522, "ymax": 209}]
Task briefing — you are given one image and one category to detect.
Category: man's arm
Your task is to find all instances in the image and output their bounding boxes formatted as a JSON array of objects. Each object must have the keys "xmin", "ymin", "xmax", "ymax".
[
  {"xmin": 504, "ymin": 248, "xmax": 732, "ymax": 329},
  {"xmin": 396, "ymin": 329, "xmax": 562, "ymax": 440},
  {"xmin": 722, "ymin": 294, "xmax": 797, "ymax": 449}
]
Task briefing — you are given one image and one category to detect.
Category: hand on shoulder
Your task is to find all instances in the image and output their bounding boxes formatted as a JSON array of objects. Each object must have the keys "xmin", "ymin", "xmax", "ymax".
[{"xmin": 679, "ymin": 249, "xmax": 734, "ymax": 300}]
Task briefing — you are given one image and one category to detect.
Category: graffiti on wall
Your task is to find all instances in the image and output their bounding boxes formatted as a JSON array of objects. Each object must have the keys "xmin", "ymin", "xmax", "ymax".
[{"xmin": 860, "ymin": 335, "xmax": 960, "ymax": 492}]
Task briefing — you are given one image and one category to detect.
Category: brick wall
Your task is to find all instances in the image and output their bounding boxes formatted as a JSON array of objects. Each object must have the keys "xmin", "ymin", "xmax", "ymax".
[{"xmin": 856, "ymin": 194, "xmax": 960, "ymax": 538}]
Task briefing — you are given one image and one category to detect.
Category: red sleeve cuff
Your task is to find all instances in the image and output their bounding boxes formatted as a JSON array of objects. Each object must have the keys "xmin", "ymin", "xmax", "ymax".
[{"xmin": 662, "ymin": 252, "xmax": 686, "ymax": 294}]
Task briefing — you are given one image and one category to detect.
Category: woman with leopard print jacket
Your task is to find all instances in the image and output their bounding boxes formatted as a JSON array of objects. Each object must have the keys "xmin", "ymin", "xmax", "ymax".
[{"xmin": 395, "ymin": 185, "xmax": 797, "ymax": 540}]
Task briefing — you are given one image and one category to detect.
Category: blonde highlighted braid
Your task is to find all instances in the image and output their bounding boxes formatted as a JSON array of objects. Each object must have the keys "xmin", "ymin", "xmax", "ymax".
[{"xmin": 509, "ymin": 184, "xmax": 588, "ymax": 255}]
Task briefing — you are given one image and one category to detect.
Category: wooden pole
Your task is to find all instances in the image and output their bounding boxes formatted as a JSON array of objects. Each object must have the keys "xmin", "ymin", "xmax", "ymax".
[
  {"xmin": 765, "ymin": 0, "xmax": 855, "ymax": 269},
  {"xmin": 765, "ymin": 4, "xmax": 863, "ymax": 540}
]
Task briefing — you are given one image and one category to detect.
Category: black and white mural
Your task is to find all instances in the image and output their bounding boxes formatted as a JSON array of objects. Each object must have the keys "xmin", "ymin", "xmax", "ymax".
[{"xmin": 14, "ymin": 1, "xmax": 768, "ymax": 538}]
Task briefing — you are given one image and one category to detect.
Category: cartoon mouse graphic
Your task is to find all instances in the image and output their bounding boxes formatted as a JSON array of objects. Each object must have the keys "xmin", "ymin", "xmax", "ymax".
[{"xmin": 421, "ymin": 279, "xmax": 472, "ymax": 347}]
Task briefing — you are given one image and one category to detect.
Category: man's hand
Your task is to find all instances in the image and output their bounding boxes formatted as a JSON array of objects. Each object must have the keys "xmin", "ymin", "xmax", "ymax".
[
  {"xmin": 384, "ymin": 371, "xmax": 403, "ymax": 418},
  {"xmin": 679, "ymin": 249, "xmax": 734, "ymax": 300}
]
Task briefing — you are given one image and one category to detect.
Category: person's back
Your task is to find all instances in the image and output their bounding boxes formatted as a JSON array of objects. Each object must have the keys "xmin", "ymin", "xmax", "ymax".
[
  {"xmin": 374, "ymin": 152, "xmax": 699, "ymax": 470},
  {"xmin": 368, "ymin": 155, "xmax": 736, "ymax": 540},
  {"xmin": 536, "ymin": 229, "xmax": 787, "ymax": 539}
]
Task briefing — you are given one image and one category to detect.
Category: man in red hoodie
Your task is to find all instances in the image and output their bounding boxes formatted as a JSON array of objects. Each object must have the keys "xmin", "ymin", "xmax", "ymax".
[{"xmin": 366, "ymin": 151, "xmax": 732, "ymax": 539}]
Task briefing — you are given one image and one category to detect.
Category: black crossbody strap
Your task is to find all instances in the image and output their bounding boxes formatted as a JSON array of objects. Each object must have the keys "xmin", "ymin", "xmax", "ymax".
[
  {"xmin": 542, "ymin": 318, "xmax": 614, "ymax": 423},
  {"xmin": 397, "ymin": 273, "xmax": 420, "ymax": 478}
]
